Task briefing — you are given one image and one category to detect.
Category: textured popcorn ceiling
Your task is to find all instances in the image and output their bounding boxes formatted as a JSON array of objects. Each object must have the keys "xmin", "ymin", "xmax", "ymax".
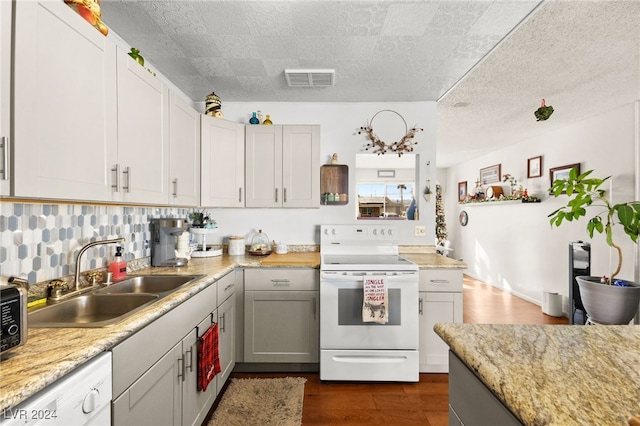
[{"xmin": 99, "ymin": 0, "xmax": 640, "ymax": 167}]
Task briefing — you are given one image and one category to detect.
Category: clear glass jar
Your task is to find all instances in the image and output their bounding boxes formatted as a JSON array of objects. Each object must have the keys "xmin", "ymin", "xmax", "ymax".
[{"xmin": 249, "ymin": 229, "xmax": 272, "ymax": 255}]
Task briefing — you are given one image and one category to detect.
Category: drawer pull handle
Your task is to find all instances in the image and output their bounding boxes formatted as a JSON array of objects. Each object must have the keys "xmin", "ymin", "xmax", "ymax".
[
  {"xmin": 224, "ymin": 283, "xmax": 235, "ymax": 291},
  {"xmin": 430, "ymin": 279, "xmax": 450, "ymax": 284},
  {"xmin": 271, "ymin": 279, "xmax": 290, "ymax": 287}
]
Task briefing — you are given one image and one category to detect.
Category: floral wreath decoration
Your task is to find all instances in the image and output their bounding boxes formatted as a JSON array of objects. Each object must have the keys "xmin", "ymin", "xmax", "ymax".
[{"xmin": 358, "ymin": 110, "xmax": 423, "ymax": 157}]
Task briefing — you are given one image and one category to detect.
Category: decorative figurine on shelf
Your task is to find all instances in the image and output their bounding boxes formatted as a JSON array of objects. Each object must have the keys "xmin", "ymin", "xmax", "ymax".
[
  {"xmin": 127, "ymin": 48, "xmax": 144, "ymax": 66},
  {"xmin": 331, "ymin": 153, "xmax": 339, "ymax": 164},
  {"xmin": 249, "ymin": 112, "xmax": 259, "ymax": 125},
  {"xmin": 262, "ymin": 114, "xmax": 273, "ymax": 125},
  {"xmin": 64, "ymin": 0, "xmax": 108, "ymax": 35},
  {"xmin": 205, "ymin": 92, "xmax": 222, "ymax": 117},
  {"xmin": 257, "ymin": 110, "xmax": 264, "ymax": 124}
]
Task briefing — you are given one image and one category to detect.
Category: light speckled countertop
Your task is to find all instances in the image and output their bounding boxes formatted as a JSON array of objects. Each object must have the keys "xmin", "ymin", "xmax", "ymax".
[
  {"xmin": 434, "ymin": 323, "xmax": 640, "ymax": 426},
  {"xmin": 0, "ymin": 251, "xmax": 463, "ymax": 412}
]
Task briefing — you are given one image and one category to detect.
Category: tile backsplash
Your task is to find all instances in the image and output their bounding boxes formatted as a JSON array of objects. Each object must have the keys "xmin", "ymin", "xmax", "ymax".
[{"xmin": 0, "ymin": 201, "xmax": 189, "ymax": 283}]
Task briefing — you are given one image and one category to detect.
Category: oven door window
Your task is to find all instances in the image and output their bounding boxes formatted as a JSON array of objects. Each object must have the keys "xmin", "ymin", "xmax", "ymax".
[{"xmin": 338, "ymin": 288, "xmax": 401, "ymax": 325}]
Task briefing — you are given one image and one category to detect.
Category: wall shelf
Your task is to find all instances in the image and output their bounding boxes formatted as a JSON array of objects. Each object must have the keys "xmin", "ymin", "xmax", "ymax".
[{"xmin": 320, "ymin": 164, "xmax": 349, "ymax": 205}]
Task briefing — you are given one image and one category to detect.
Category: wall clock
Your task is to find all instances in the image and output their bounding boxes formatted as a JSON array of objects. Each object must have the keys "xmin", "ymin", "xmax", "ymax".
[{"xmin": 459, "ymin": 210, "xmax": 468, "ymax": 226}]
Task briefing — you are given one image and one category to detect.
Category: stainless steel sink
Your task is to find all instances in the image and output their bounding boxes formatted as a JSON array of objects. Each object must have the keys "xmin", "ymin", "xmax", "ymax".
[
  {"xmin": 97, "ymin": 275, "xmax": 202, "ymax": 296},
  {"xmin": 28, "ymin": 274, "xmax": 205, "ymax": 328},
  {"xmin": 28, "ymin": 294, "xmax": 159, "ymax": 328}
]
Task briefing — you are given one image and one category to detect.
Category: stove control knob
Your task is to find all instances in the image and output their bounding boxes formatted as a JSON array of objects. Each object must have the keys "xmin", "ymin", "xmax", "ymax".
[
  {"xmin": 380, "ymin": 229, "xmax": 385, "ymax": 236},
  {"xmin": 387, "ymin": 228, "xmax": 392, "ymax": 236},
  {"xmin": 372, "ymin": 229, "xmax": 377, "ymax": 236}
]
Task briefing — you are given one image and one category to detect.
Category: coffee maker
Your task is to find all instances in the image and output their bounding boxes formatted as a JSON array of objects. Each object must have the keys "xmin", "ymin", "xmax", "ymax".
[{"xmin": 150, "ymin": 218, "xmax": 189, "ymax": 267}]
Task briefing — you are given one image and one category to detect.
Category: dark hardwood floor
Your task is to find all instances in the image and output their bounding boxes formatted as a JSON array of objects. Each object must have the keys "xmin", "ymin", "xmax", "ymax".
[{"xmin": 224, "ymin": 275, "xmax": 569, "ymax": 426}]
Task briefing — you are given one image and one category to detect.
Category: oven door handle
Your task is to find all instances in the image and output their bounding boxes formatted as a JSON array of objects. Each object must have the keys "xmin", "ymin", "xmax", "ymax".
[{"xmin": 321, "ymin": 273, "xmax": 416, "ymax": 282}]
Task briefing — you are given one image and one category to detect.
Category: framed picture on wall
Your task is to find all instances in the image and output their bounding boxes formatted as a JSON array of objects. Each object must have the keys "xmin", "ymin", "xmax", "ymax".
[
  {"xmin": 549, "ymin": 163, "xmax": 581, "ymax": 193},
  {"xmin": 527, "ymin": 156, "xmax": 543, "ymax": 178},
  {"xmin": 458, "ymin": 181, "xmax": 467, "ymax": 202},
  {"xmin": 479, "ymin": 164, "xmax": 501, "ymax": 184}
]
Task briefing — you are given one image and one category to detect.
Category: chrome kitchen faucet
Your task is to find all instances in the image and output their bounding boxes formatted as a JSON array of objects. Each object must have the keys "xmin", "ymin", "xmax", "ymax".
[{"xmin": 73, "ymin": 238, "xmax": 125, "ymax": 291}]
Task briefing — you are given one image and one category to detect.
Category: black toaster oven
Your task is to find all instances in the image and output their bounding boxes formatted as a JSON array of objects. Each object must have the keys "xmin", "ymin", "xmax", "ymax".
[{"xmin": 1, "ymin": 284, "xmax": 28, "ymax": 354}]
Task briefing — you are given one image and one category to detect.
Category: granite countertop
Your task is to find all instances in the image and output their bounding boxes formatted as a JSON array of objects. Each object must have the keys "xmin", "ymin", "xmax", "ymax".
[
  {"xmin": 401, "ymin": 253, "xmax": 467, "ymax": 269},
  {"xmin": 434, "ymin": 323, "xmax": 640, "ymax": 426},
  {"xmin": 0, "ymin": 253, "xmax": 317, "ymax": 413},
  {"xmin": 1, "ymin": 250, "xmax": 462, "ymax": 412}
]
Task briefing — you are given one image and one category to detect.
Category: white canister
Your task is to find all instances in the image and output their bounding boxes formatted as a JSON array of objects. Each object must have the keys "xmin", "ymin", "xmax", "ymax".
[
  {"xmin": 275, "ymin": 242, "xmax": 288, "ymax": 254},
  {"xmin": 228, "ymin": 236, "xmax": 245, "ymax": 256}
]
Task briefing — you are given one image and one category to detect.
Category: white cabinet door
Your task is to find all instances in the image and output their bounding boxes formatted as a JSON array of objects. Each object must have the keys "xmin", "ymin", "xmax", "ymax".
[
  {"xmin": 418, "ymin": 291, "xmax": 463, "ymax": 372},
  {"xmin": 216, "ymin": 293, "xmax": 236, "ymax": 395},
  {"xmin": 282, "ymin": 125, "xmax": 320, "ymax": 208},
  {"xmin": 112, "ymin": 341, "xmax": 182, "ymax": 426},
  {"xmin": 0, "ymin": 0, "xmax": 11, "ymax": 196},
  {"xmin": 245, "ymin": 125, "xmax": 282, "ymax": 208},
  {"xmin": 246, "ymin": 125, "xmax": 320, "ymax": 208},
  {"xmin": 201, "ymin": 116, "xmax": 245, "ymax": 207},
  {"xmin": 115, "ymin": 46, "xmax": 169, "ymax": 204},
  {"xmin": 13, "ymin": 0, "xmax": 117, "ymax": 201},
  {"xmin": 169, "ymin": 92, "xmax": 200, "ymax": 206},
  {"xmin": 244, "ymin": 290, "xmax": 319, "ymax": 363},
  {"xmin": 183, "ymin": 317, "xmax": 218, "ymax": 426}
]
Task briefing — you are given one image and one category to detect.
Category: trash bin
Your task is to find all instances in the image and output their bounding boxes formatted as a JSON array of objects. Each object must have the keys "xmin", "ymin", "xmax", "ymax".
[{"xmin": 542, "ymin": 292, "xmax": 563, "ymax": 317}]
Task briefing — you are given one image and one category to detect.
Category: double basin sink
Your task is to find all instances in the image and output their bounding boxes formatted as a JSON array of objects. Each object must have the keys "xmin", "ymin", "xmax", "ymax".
[{"xmin": 28, "ymin": 275, "xmax": 203, "ymax": 328}]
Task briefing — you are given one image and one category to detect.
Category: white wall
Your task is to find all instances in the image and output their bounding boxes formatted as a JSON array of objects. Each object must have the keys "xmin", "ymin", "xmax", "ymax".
[
  {"xmin": 198, "ymin": 102, "xmax": 437, "ymax": 246},
  {"xmin": 443, "ymin": 102, "xmax": 639, "ymax": 309}
]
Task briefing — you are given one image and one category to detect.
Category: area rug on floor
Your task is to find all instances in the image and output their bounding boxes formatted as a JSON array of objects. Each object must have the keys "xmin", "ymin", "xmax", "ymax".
[{"xmin": 208, "ymin": 377, "xmax": 307, "ymax": 426}]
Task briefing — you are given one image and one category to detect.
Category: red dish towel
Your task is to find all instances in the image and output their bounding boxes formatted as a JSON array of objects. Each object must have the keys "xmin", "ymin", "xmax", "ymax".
[{"xmin": 198, "ymin": 323, "xmax": 221, "ymax": 392}]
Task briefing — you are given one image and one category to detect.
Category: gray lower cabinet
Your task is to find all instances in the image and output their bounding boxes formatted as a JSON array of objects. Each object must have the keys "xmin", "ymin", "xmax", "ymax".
[
  {"xmin": 449, "ymin": 351, "xmax": 522, "ymax": 426},
  {"xmin": 216, "ymin": 278, "xmax": 236, "ymax": 395},
  {"xmin": 111, "ymin": 271, "xmax": 237, "ymax": 426},
  {"xmin": 419, "ymin": 269, "xmax": 463, "ymax": 373},
  {"xmin": 244, "ymin": 269, "xmax": 319, "ymax": 363}
]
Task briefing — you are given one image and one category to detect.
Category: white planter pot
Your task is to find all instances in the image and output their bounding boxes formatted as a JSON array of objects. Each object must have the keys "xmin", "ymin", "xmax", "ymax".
[{"xmin": 576, "ymin": 276, "xmax": 640, "ymax": 325}]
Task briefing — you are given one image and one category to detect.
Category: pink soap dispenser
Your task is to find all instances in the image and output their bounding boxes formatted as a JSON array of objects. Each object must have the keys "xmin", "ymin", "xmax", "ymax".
[{"xmin": 109, "ymin": 246, "xmax": 127, "ymax": 281}]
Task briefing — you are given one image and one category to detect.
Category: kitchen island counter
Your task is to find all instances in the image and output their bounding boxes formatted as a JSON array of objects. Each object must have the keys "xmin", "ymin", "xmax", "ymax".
[{"xmin": 434, "ymin": 323, "xmax": 640, "ymax": 425}]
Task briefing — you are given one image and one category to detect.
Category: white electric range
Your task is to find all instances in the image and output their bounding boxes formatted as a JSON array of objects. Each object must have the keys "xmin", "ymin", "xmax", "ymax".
[{"xmin": 319, "ymin": 224, "xmax": 419, "ymax": 382}]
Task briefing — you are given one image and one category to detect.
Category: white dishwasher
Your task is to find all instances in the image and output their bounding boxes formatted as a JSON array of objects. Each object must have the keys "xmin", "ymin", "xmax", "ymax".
[{"xmin": 1, "ymin": 352, "xmax": 112, "ymax": 426}]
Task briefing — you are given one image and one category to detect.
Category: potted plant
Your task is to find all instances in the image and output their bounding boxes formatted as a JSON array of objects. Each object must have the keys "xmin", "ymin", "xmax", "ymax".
[
  {"xmin": 423, "ymin": 185, "xmax": 432, "ymax": 202},
  {"xmin": 548, "ymin": 168, "xmax": 640, "ymax": 324},
  {"xmin": 188, "ymin": 209, "xmax": 216, "ymax": 228}
]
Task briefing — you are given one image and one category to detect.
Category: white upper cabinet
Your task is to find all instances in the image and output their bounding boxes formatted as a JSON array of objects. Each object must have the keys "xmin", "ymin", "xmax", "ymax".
[
  {"xmin": 245, "ymin": 125, "xmax": 320, "ymax": 208},
  {"xmin": 168, "ymin": 92, "xmax": 200, "ymax": 206},
  {"xmin": 201, "ymin": 116, "xmax": 245, "ymax": 208},
  {"xmin": 13, "ymin": 0, "xmax": 117, "ymax": 201},
  {"xmin": 114, "ymin": 46, "xmax": 169, "ymax": 204},
  {"xmin": 0, "ymin": 0, "xmax": 11, "ymax": 196}
]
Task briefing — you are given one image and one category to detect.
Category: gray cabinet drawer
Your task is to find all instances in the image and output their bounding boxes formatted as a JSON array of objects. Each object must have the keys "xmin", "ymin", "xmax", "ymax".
[
  {"xmin": 217, "ymin": 271, "xmax": 237, "ymax": 304},
  {"xmin": 419, "ymin": 269, "xmax": 463, "ymax": 292},
  {"xmin": 244, "ymin": 268, "xmax": 319, "ymax": 291}
]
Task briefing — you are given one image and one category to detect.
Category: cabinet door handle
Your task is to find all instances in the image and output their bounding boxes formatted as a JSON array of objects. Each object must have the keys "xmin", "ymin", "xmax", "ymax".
[
  {"xmin": 220, "ymin": 313, "xmax": 226, "ymax": 332},
  {"xmin": 430, "ymin": 279, "xmax": 450, "ymax": 284},
  {"xmin": 185, "ymin": 347, "xmax": 193, "ymax": 373},
  {"xmin": 238, "ymin": 187, "xmax": 242, "ymax": 203},
  {"xmin": 177, "ymin": 356, "xmax": 185, "ymax": 380},
  {"xmin": 111, "ymin": 164, "xmax": 120, "ymax": 192},
  {"xmin": 172, "ymin": 178, "xmax": 178, "ymax": 197},
  {"xmin": 0, "ymin": 136, "xmax": 8, "ymax": 181},
  {"xmin": 271, "ymin": 279, "xmax": 290, "ymax": 287},
  {"xmin": 283, "ymin": 188, "xmax": 287, "ymax": 203},
  {"xmin": 312, "ymin": 297, "xmax": 317, "ymax": 319},
  {"xmin": 122, "ymin": 166, "xmax": 131, "ymax": 192},
  {"xmin": 419, "ymin": 297, "xmax": 423, "ymax": 315},
  {"xmin": 275, "ymin": 188, "xmax": 278, "ymax": 203},
  {"xmin": 224, "ymin": 282, "xmax": 235, "ymax": 291}
]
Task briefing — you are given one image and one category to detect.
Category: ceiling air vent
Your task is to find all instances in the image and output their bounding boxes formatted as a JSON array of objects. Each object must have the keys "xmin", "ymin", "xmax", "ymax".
[{"xmin": 284, "ymin": 69, "xmax": 335, "ymax": 87}]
